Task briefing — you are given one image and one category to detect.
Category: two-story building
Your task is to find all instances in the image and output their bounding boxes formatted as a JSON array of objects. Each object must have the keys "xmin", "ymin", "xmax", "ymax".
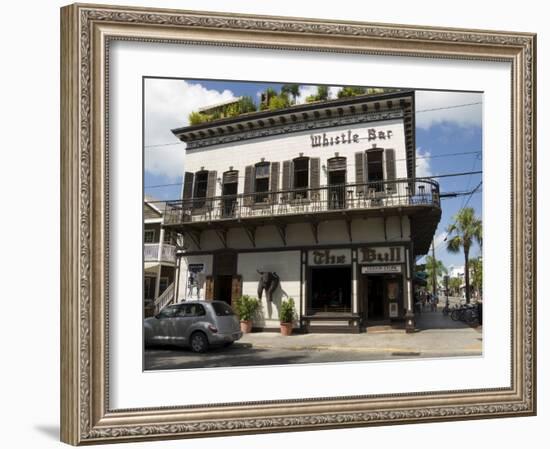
[
  {"xmin": 143, "ymin": 196, "xmax": 178, "ymax": 317},
  {"xmin": 163, "ymin": 90, "xmax": 441, "ymax": 332}
]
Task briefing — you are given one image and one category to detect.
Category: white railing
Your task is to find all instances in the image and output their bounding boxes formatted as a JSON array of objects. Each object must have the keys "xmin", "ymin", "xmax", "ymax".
[
  {"xmin": 154, "ymin": 282, "xmax": 175, "ymax": 314},
  {"xmin": 144, "ymin": 243, "xmax": 176, "ymax": 263}
]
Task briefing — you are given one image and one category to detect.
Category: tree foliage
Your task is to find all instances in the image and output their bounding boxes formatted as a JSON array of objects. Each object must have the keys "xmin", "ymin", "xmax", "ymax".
[
  {"xmin": 469, "ymin": 257, "xmax": 483, "ymax": 298},
  {"xmin": 305, "ymin": 85, "xmax": 330, "ymax": 103},
  {"xmin": 446, "ymin": 207, "xmax": 482, "ymax": 303},
  {"xmin": 424, "ymin": 255, "xmax": 448, "ymax": 292},
  {"xmin": 281, "ymin": 84, "xmax": 301, "ymax": 103}
]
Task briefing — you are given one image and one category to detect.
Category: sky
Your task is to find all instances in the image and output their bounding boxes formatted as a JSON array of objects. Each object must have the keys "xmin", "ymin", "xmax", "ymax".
[{"xmin": 144, "ymin": 78, "xmax": 482, "ymax": 271}]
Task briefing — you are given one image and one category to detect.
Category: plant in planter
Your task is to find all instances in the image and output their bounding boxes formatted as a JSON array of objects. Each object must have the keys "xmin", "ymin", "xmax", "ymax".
[
  {"xmin": 234, "ymin": 295, "xmax": 260, "ymax": 333},
  {"xmin": 279, "ymin": 297, "xmax": 295, "ymax": 336}
]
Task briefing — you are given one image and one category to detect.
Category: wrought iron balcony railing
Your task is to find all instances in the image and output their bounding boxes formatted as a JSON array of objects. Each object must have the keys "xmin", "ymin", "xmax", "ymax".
[{"xmin": 163, "ymin": 178, "xmax": 440, "ymax": 226}]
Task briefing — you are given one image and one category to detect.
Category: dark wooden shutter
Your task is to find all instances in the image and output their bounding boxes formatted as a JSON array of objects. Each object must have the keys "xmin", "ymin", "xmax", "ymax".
[
  {"xmin": 243, "ymin": 165, "xmax": 254, "ymax": 206},
  {"xmin": 355, "ymin": 152, "xmax": 365, "ymax": 194},
  {"xmin": 282, "ymin": 160, "xmax": 292, "ymax": 200},
  {"xmin": 182, "ymin": 172, "xmax": 194, "ymax": 202},
  {"xmin": 206, "ymin": 170, "xmax": 217, "ymax": 197},
  {"xmin": 310, "ymin": 157, "xmax": 320, "ymax": 201},
  {"xmin": 231, "ymin": 275, "xmax": 243, "ymax": 309},
  {"xmin": 205, "ymin": 276, "xmax": 214, "ymax": 301},
  {"xmin": 270, "ymin": 162, "xmax": 280, "ymax": 203},
  {"xmin": 385, "ymin": 149, "xmax": 396, "ymax": 192}
]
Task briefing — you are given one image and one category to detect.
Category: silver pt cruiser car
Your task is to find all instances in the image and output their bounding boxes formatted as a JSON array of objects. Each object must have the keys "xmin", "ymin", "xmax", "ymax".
[{"xmin": 144, "ymin": 300, "xmax": 242, "ymax": 353}]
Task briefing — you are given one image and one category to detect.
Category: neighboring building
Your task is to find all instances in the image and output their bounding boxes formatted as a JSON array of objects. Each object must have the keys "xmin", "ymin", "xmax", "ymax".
[
  {"xmin": 448, "ymin": 265, "xmax": 465, "ymax": 279},
  {"xmin": 143, "ymin": 196, "xmax": 178, "ymax": 317},
  {"xmin": 163, "ymin": 90, "xmax": 441, "ymax": 332}
]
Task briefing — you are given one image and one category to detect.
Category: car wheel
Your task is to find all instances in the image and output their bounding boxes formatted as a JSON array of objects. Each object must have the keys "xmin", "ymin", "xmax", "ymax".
[{"xmin": 190, "ymin": 332, "xmax": 209, "ymax": 353}]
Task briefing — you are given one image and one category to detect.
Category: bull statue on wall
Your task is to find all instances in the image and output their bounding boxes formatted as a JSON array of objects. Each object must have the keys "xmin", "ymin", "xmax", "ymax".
[{"xmin": 256, "ymin": 270, "xmax": 280, "ymax": 302}]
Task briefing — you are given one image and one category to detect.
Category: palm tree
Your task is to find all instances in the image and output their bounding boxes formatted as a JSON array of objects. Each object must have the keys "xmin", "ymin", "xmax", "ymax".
[
  {"xmin": 469, "ymin": 256, "xmax": 483, "ymax": 300},
  {"xmin": 425, "ymin": 255, "xmax": 447, "ymax": 295},
  {"xmin": 281, "ymin": 84, "xmax": 300, "ymax": 104},
  {"xmin": 446, "ymin": 207, "xmax": 482, "ymax": 303}
]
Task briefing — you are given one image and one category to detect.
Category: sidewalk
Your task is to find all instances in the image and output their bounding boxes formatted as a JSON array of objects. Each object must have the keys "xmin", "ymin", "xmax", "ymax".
[{"xmin": 240, "ymin": 310, "xmax": 482, "ymax": 356}]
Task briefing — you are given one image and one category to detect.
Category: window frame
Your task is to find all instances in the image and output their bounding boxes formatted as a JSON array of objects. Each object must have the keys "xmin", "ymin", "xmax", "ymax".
[
  {"xmin": 254, "ymin": 161, "xmax": 271, "ymax": 203},
  {"xmin": 144, "ymin": 229, "xmax": 155, "ymax": 243}
]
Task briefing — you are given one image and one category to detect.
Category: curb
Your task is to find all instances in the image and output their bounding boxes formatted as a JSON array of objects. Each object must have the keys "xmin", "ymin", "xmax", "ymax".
[{"xmin": 246, "ymin": 343, "xmax": 482, "ymax": 355}]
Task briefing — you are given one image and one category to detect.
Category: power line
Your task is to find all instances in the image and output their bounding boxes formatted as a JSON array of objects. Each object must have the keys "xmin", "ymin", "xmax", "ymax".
[
  {"xmin": 415, "ymin": 102, "xmax": 482, "ymax": 114},
  {"xmin": 419, "ymin": 181, "xmax": 483, "ymax": 259}
]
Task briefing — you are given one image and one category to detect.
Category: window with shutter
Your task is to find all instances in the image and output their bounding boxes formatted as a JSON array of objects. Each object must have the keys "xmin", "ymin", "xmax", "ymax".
[
  {"xmin": 254, "ymin": 162, "xmax": 270, "ymax": 203},
  {"xmin": 193, "ymin": 170, "xmax": 208, "ymax": 208},
  {"xmin": 366, "ymin": 149, "xmax": 384, "ymax": 192},
  {"xmin": 182, "ymin": 172, "xmax": 194, "ymax": 207},
  {"xmin": 222, "ymin": 170, "xmax": 238, "ymax": 217},
  {"xmin": 327, "ymin": 157, "xmax": 346, "ymax": 209},
  {"xmin": 293, "ymin": 157, "xmax": 309, "ymax": 199}
]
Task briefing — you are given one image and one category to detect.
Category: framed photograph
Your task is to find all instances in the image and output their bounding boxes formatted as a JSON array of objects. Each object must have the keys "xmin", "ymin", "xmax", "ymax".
[{"xmin": 60, "ymin": 3, "xmax": 536, "ymax": 445}]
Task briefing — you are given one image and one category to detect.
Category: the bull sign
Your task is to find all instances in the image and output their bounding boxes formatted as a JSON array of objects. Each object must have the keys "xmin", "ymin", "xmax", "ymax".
[{"xmin": 256, "ymin": 270, "xmax": 280, "ymax": 302}]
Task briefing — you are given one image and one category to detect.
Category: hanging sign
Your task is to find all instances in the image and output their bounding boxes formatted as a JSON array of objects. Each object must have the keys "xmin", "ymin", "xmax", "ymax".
[{"xmin": 361, "ymin": 265, "xmax": 402, "ymax": 274}]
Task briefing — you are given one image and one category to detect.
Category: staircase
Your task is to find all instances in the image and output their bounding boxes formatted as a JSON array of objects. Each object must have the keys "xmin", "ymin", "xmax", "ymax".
[{"xmin": 153, "ymin": 282, "xmax": 175, "ymax": 315}]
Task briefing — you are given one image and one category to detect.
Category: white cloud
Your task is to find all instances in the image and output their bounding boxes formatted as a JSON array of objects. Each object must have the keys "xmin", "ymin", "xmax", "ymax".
[
  {"xmin": 295, "ymin": 85, "xmax": 318, "ymax": 104},
  {"xmin": 295, "ymin": 85, "xmax": 341, "ymax": 104},
  {"xmin": 416, "ymin": 147, "xmax": 432, "ymax": 177},
  {"xmin": 144, "ymin": 79, "xmax": 236, "ymax": 179},
  {"xmin": 329, "ymin": 86, "xmax": 341, "ymax": 99},
  {"xmin": 415, "ymin": 90, "xmax": 482, "ymax": 130}
]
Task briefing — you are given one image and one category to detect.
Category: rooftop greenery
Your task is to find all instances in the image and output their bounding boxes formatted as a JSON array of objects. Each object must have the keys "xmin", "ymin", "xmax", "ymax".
[{"xmin": 187, "ymin": 85, "xmax": 399, "ymax": 126}]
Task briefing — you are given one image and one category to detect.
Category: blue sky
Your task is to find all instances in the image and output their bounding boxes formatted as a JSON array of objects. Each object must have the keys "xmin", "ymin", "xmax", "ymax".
[{"xmin": 144, "ymin": 79, "xmax": 482, "ymax": 270}]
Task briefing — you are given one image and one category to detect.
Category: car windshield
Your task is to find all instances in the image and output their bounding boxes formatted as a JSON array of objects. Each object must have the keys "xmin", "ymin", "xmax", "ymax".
[{"xmin": 211, "ymin": 302, "xmax": 235, "ymax": 316}]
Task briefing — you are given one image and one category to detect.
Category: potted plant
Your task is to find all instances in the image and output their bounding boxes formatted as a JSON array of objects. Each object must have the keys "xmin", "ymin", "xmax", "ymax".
[
  {"xmin": 279, "ymin": 297, "xmax": 295, "ymax": 336},
  {"xmin": 234, "ymin": 295, "xmax": 259, "ymax": 333}
]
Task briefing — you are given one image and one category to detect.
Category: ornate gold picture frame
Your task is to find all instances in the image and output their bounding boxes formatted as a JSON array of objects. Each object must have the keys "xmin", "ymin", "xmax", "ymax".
[{"xmin": 60, "ymin": 3, "xmax": 536, "ymax": 445}]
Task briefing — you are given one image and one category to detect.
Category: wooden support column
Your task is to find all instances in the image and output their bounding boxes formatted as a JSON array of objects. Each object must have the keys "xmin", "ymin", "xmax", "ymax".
[
  {"xmin": 215, "ymin": 228, "xmax": 228, "ymax": 248},
  {"xmin": 275, "ymin": 223, "xmax": 287, "ymax": 246},
  {"xmin": 310, "ymin": 221, "xmax": 319, "ymax": 244},
  {"xmin": 244, "ymin": 226, "xmax": 256, "ymax": 247},
  {"xmin": 185, "ymin": 230, "xmax": 201, "ymax": 250},
  {"xmin": 345, "ymin": 216, "xmax": 352, "ymax": 242}
]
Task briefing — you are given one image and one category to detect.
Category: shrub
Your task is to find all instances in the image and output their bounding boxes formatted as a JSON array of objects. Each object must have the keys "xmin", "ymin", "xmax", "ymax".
[
  {"xmin": 234, "ymin": 295, "xmax": 260, "ymax": 321},
  {"xmin": 279, "ymin": 298, "xmax": 295, "ymax": 323}
]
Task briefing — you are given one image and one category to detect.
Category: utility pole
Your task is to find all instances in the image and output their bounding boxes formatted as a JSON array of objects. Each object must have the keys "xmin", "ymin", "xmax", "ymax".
[{"xmin": 431, "ymin": 239, "xmax": 437, "ymax": 299}]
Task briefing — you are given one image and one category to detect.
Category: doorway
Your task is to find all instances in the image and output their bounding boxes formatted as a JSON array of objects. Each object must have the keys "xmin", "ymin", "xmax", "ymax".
[
  {"xmin": 366, "ymin": 275, "xmax": 386, "ymax": 320},
  {"xmin": 215, "ymin": 275, "xmax": 233, "ymax": 304},
  {"xmin": 328, "ymin": 171, "xmax": 346, "ymax": 209},
  {"xmin": 213, "ymin": 251, "xmax": 237, "ymax": 304}
]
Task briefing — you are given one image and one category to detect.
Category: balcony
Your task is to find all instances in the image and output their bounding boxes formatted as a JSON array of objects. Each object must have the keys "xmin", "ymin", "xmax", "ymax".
[
  {"xmin": 163, "ymin": 179, "xmax": 441, "ymax": 255},
  {"xmin": 144, "ymin": 243, "xmax": 177, "ymax": 264}
]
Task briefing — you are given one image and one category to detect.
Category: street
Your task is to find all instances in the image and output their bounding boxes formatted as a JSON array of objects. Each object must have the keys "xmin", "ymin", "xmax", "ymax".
[{"xmin": 144, "ymin": 301, "xmax": 481, "ymax": 370}]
